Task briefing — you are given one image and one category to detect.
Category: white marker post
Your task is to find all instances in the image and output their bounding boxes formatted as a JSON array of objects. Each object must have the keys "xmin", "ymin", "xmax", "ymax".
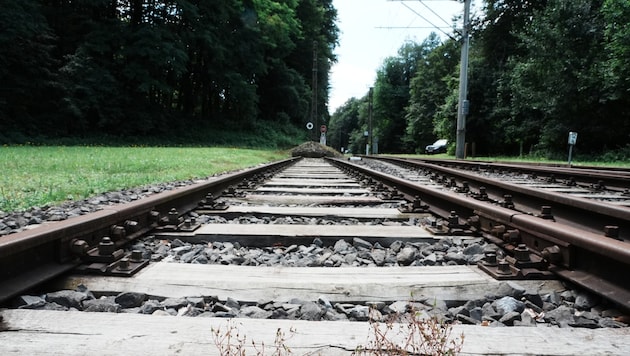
[
  {"xmin": 568, "ymin": 131, "xmax": 578, "ymax": 165},
  {"xmin": 320, "ymin": 125, "xmax": 327, "ymax": 145}
]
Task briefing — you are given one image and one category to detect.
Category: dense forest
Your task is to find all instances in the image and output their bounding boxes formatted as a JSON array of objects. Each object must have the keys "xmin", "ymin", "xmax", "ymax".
[
  {"xmin": 2, "ymin": 0, "xmax": 629, "ymax": 158},
  {"xmin": 329, "ymin": 0, "xmax": 630, "ymax": 158},
  {"xmin": 0, "ymin": 0, "xmax": 337, "ymax": 144}
]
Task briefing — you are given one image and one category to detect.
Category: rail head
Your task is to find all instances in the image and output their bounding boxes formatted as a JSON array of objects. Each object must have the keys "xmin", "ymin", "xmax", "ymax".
[
  {"xmin": 0, "ymin": 157, "xmax": 299, "ymax": 303},
  {"xmin": 329, "ymin": 157, "xmax": 630, "ymax": 310}
]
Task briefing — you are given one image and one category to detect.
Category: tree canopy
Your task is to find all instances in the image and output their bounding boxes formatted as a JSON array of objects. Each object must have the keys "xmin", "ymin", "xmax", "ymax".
[
  {"xmin": 0, "ymin": 0, "xmax": 338, "ymax": 141},
  {"xmin": 3, "ymin": 0, "xmax": 630, "ymax": 157},
  {"xmin": 331, "ymin": 0, "xmax": 630, "ymax": 158}
]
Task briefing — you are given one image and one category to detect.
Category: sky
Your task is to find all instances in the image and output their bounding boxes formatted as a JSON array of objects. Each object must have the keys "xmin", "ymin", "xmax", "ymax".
[{"xmin": 328, "ymin": 0, "xmax": 466, "ymax": 114}]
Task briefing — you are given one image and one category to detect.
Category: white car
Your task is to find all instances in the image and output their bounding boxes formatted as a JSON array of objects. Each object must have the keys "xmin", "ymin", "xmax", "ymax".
[{"xmin": 425, "ymin": 139, "xmax": 448, "ymax": 154}]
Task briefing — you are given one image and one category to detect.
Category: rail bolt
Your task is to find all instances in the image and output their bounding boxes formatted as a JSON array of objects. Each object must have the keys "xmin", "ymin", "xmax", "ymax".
[
  {"xmin": 467, "ymin": 215, "xmax": 480, "ymax": 229},
  {"xmin": 110, "ymin": 225, "xmax": 126, "ymax": 240},
  {"xmin": 204, "ymin": 193, "xmax": 215, "ymax": 202},
  {"xmin": 539, "ymin": 206, "xmax": 554, "ymax": 220},
  {"xmin": 483, "ymin": 252, "xmax": 498, "ymax": 266},
  {"xmin": 70, "ymin": 239, "xmax": 89, "ymax": 256},
  {"xmin": 168, "ymin": 208, "xmax": 179, "ymax": 224},
  {"xmin": 149, "ymin": 210, "xmax": 161, "ymax": 222},
  {"xmin": 182, "ymin": 218, "xmax": 196, "ymax": 229},
  {"xmin": 124, "ymin": 220, "xmax": 139, "ymax": 233},
  {"xmin": 412, "ymin": 195, "xmax": 423, "ymax": 209},
  {"xmin": 541, "ymin": 245, "xmax": 562, "ymax": 264},
  {"xmin": 604, "ymin": 225, "xmax": 620, "ymax": 239},
  {"xmin": 130, "ymin": 250, "xmax": 143, "ymax": 262},
  {"xmin": 98, "ymin": 237, "xmax": 116, "ymax": 256},
  {"xmin": 502, "ymin": 194, "xmax": 515, "ymax": 209},
  {"xmin": 514, "ymin": 244, "xmax": 531, "ymax": 262},
  {"xmin": 497, "ymin": 261, "xmax": 512, "ymax": 275},
  {"xmin": 447, "ymin": 211, "xmax": 459, "ymax": 227},
  {"xmin": 503, "ymin": 229, "xmax": 520, "ymax": 244},
  {"xmin": 491, "ymin": 224, "xmax": 506, "ymax": 237},
  {"xmin": 118, "ymin": 258, "xmax": 131, "ymax": 271}
]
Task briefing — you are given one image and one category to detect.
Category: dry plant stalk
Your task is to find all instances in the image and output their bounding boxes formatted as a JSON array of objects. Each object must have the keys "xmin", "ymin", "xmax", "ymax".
[
  {"xmin": 211, "ymin": 320, "xmax": 248, "ymax": 356},
  {"xmin": 353, "ymin": 305, "xmax": 465, "ymax": 356},
  {"xmin": 211, "ymin": 319, "xmax": 295, "ymax": 356}
]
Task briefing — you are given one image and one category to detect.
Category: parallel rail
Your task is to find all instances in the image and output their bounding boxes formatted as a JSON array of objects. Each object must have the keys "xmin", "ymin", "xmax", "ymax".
[
  {"xmin": 2, "ymin": 155, "xmax": 630, "ymax": 311},
  {"xmin": 0, "ymin": 158, "xmax": 298, "ymax": 303},
  {"xmin": 329, "ymin": 157, "xmax": 630, "ymax": 310},
  {"xmin": 370, "ymin": 156, "xmax": 630, "ymax": 240}
]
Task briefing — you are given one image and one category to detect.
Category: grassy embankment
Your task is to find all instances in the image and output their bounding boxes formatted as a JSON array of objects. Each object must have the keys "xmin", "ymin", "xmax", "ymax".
[
  {"xmin": 3, "ymin": 146, "xmax": 628, "ymax": 213},
  {"xmin": 0, "ymin": 146, "xmax": 288, "ymax": 213}
]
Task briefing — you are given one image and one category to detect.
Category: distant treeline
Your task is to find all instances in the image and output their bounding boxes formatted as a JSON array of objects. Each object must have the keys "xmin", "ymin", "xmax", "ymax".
[
  {"xmin": 330, "ymin": 0, "xmax": 630, "ymax": 158},
  {"xmin": 0, "ymin": 0, "xmax": 337, "ymax": 141}
]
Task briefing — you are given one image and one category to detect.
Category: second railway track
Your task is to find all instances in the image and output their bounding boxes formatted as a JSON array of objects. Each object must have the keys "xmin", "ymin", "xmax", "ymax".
[{"xmin": 1, "ymin": 156, "xmax": 629, "ymax": 355}]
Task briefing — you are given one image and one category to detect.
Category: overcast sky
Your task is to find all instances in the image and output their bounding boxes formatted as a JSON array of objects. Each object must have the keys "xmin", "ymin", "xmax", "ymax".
[{"xmin": 328, "ymin": 0, "xmax": 466, "ymax": 114}]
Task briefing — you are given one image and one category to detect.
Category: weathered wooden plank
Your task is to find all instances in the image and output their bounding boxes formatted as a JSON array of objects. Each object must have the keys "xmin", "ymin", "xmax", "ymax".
[
  {"xmin": 1, "ymin": 309, "xmax": 628, "ymax": 355},
  {"xmin": 196, "ymin": 223, "xmax": 434, "ymax": 238},
  {"xmin": 276, "ymin": 173, "xmax": 350, "ymax": 179},
  {"xmin": 154, "ymin": 223, "xmax": 440, "ymax": 247},
  {"xmin": 232, "ymin": 194, "xmax": 385, "ymax": 205},
  {"xmin": 264, "ymin": 179, "xmax": 361, "ymax": 187},
  {"xmin": 210, "ymin": 206, "xmax": 427, "ymax": 219},
  {"xmin": 52, "ymin": 264, "xmax": 562, "ymax": 305},
  {"xmin": 253, "ymin": 187, "xmax": 371, "ymax": 195}
]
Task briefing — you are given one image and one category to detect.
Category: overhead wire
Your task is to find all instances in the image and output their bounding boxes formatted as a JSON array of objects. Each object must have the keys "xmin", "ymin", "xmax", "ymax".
[
  {"xmin": 399, "ymin": 2, "xmax": 457, "ymax": 40},
  {"xmin": 417, "ymin": 0, "xmax": 453, "ymax": 28}
]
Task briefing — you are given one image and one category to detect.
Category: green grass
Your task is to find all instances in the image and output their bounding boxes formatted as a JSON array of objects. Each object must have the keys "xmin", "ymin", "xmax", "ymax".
[{"xmin": 0, "ymin": 146, "xmax": 288, "ymax": 212}]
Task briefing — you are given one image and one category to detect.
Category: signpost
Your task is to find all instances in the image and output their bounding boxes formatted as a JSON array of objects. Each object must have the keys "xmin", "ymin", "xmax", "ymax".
[
  {"xmin": 320, "ymin": 125, "xmax": 327, "ymax": 145},
  {"xmin": 568, "ymin": 131, "xmax": 578, "ymax": 165}
]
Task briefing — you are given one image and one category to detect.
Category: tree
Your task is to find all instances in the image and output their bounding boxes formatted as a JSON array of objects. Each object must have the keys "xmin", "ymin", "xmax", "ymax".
[
  {"xmin": 0, "ymin": 0, "xmax": 61, "ymax": 134},
  {"xmin": 506, "ymin": 0, "xmax": 608, "ymax": 154},
  {"xmin": 405, "ymin": 36, "xmax": 459, "ymax": 153},
  {"xmin": 328, "ymin": 97, "xmax": 361, "ymax": 152},
  {"xmin": 372, "ymin": 41, "xmax": 435, "ymax": 153}
]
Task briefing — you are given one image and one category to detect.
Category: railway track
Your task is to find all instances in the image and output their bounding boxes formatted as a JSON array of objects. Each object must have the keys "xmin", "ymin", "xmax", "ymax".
[
  {"xmin": 347, "ymin": 157, "xmax": 630, "ymax": 307},
  {"xmin": 1, "ymin": 156, "xmax": 629, "ymax": 355}
]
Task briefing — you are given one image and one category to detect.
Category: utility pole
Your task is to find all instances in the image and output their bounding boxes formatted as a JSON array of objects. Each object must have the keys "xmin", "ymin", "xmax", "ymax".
[
  {"xmin": 455, "ymin": 0, "xmax": 471, "ymax": 159},
  {"xmin": 368, "ymin": 87, "xmax": 373, "ymax": 155},
  {"xmin": 310, "ymin": 41, "xmax": 318, "ymax": 141},
  {"xmin": 389, "ymin": 0, "xmax": 471, "ymax": 158}
]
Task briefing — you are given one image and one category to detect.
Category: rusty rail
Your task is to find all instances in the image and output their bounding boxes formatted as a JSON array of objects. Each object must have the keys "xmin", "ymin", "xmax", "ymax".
[
  {"xmin": 370, "ymin": 156, "xmax": 630, "ymax": 240},
  {"xmin": 0, "ymin": 157, "xmax": 299, "ymax": 303},
  {"xmin": 330, "ymin": 157, "xmax": 630, "ymax": 310}
]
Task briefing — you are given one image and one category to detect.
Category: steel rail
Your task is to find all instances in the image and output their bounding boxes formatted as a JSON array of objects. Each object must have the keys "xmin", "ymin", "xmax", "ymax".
[
  {"xmin": 329, "ymin": 157, "xmax": 630, "ymax": 310},
  {"xmin": 370, "ymin": 156, "xmax": 630, "ymax": 240},
  {"xmin": 392, "ymin": 156, "xmax": 630, "ymax": 188},
  {"xmin": 0, "ymin": 157, "xmax": 299, "ymax": 303}
]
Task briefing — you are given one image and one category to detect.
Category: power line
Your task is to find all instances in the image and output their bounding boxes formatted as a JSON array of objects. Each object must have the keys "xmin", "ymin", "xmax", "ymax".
[
  {"xmin": 376, "ymin": 26, "xmax": 452, "ymax": 29},
  {"xmin": 417, "ymin": 0, "xmax": 453, "ymax": 28},
  {"xmin": 399, "ymin": 2, "xmax": 456, "ymax": 40}
]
